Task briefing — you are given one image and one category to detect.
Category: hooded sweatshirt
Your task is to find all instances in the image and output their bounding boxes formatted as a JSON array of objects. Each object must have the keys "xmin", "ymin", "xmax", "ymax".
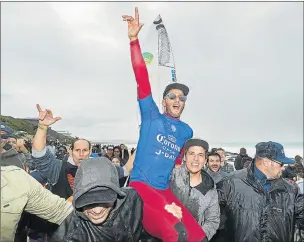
[{"xmin": 49, "ymin": 158, "xmax": 143, "ymax": 242}]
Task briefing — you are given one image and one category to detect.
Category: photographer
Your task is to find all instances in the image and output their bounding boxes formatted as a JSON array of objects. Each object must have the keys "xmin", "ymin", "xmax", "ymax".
[{"xmin": 4, "ymin": 135, "xmax": 34, "ymax": 171}]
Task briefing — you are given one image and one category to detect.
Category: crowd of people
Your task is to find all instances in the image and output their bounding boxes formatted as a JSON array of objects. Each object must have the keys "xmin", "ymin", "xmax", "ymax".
[{"xmin": 1, "ymin": 7, "xmax": 304, "ymax": 242}]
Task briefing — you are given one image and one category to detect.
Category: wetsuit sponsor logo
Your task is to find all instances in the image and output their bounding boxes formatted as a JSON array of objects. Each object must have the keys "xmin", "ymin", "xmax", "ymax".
[{"xmin": 155, "ymin": 134, "xmax": 181, "ymax": 160}]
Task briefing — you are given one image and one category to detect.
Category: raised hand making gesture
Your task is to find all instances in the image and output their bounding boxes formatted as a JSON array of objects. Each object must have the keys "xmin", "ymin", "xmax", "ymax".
[
  {"xmin": 122, "ymin": 7, "xmax": 144, "ymax": 41},
  {"xmin": 36, "ymin": 104, "xmax": 61, "ymax": 128}
]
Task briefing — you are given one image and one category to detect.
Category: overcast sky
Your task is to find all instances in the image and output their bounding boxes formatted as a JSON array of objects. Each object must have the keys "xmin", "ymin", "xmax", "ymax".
[{"xmin": 1, "ymin": 2, "xmax": 303, "ymax": 144}]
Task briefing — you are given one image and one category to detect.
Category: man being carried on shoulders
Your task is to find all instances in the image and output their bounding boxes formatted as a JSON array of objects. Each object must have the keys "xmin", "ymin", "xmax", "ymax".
[{"xmin": 122, "ymin": 7, "xmax": 207, "ymax": 242}]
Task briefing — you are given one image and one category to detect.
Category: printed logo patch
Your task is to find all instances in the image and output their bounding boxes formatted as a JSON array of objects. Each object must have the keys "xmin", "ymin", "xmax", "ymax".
[{"xmin": 142, "ymin": 52, "xmax": 154, "ymax": 65}]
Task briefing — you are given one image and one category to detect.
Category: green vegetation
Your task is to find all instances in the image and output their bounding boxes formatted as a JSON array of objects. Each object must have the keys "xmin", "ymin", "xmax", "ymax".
[
  {"xmin": 0, "ymin": 115, "xmax": 35, "ymax": 134},
  {"xmin": 0, "ymin": 115, "xmax": 75, "ymax": 144}
]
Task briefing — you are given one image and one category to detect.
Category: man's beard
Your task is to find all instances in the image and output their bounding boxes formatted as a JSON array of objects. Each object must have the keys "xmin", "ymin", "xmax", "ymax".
[{"xmin": 210, "ymin": 165, "xmax": 220, "ymax": 172}]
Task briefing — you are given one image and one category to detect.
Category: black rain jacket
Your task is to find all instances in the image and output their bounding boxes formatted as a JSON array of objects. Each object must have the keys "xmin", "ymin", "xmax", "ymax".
[{"xmin": 216, "ymin": 160, "xmax": 304, "ymax": 242}]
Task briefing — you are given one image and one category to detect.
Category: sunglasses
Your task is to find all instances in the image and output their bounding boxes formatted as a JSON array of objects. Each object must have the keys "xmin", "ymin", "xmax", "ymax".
[
  {"xmin": 166, "ymin": 93, "xmax": 187, "ymax": 102},
  {"xmin": 270, "ymin": 159, "xmax": 284, "ymax": 167}
]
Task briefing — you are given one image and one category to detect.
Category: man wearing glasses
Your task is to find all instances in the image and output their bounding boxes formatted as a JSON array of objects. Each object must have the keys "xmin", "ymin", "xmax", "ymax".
[
  {"xmin": 215, "ymin": 141, "xmax": 304, "ymax": 242},
  {"xmin": 122, "ymin": 7, "xmax": 207, "ymax": 242}
]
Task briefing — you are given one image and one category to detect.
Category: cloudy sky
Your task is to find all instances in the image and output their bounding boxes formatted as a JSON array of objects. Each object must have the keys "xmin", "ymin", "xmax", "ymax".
[{"xmin": 1, "ymin": 2, "xmax": 303, "ymax": 144}]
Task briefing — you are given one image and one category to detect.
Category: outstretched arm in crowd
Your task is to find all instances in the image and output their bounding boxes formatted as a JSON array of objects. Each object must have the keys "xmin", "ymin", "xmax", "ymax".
[
  {"xmin": 125, "ymin": 149, "xmax": 137, "ymax": 173},
  {"xmin": 22, "ymin": 167, "xmax": 73, "ymax": 224},
  {"xmin": 31, "ymin": 104, "xmax": 62, "ymax": 184}
]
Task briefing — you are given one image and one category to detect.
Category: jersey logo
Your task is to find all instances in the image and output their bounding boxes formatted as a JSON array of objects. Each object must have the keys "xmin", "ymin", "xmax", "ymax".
[
  {"xmin": 171, "ymin": 124, "xmax": 176, "ymax": 132},
  {"xmin": 168, "ymin": 135, "xmax": 176, "ymax": 143}
]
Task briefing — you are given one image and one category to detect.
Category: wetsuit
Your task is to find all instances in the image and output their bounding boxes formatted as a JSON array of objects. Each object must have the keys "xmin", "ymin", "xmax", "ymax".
[{"xmin": 129, "ymin": 39, "xmax": 207, "ymax": 242}]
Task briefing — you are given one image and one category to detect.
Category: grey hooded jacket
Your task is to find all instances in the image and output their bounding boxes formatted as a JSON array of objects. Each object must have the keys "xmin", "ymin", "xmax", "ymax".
[
  {"xmin": 49, "ymin": 158, "xmax": 143, "ymax": 242},
  {"xmin": 170, "ymin": 165, "xmax": 220, "ymax": 240}
]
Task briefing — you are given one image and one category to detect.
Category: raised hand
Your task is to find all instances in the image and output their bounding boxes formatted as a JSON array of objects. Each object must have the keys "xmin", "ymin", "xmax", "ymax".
[
  {"xmin": 36, "ymin": 104, "xmax": 61, "ymax": 127},
  {"xmin": 16, "ymin": 139, "xmax": 25, "ymax": 148},
  {"xmin": 122, "ymin": 7, "xmax": 144, "ymax": 41}
]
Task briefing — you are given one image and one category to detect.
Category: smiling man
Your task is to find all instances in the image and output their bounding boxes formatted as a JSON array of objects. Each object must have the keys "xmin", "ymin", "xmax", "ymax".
[
  {"xmin": 170, "ymin": 139, "xmax": 220, "ymax": 240},
  {"xmin": 122, "ymin": 7, "xmax": 207, "ymax": 242},
  {"xmin": 49, "ymin": 158, "xmax": 143, "ymax": 242},
  {"xmin": 206, "ymin": 152, "xmax": 227, "ymax": 184}
]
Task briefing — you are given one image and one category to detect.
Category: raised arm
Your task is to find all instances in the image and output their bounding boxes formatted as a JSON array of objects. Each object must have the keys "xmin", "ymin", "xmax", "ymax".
[
  {"xmin": 31, "ymin": 104, "xmax": 62, "ymax": 184},
  {"xmin": 123, "ymin": 8, "xmax": 160, "ymax": 121},
  {"xmin": 33, "ymin": 104, "xmax": 61, "ymax": 152},
  {"xmin": 130, "ymin": 39, "xmax": 151, "ymax": 99},
  {"xmin": 113, "ymin": 149, "xmax": 137, "ymax": 181},
  {"xmin": 123, "ymin": 7, "xmax": 151, "ymax": 99}
]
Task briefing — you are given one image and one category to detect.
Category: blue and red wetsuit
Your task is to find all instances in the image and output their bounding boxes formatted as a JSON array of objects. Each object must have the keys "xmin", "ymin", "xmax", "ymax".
[{"xmin": 129, "ymin": 39, "xmax": 206, "ymax": 242}]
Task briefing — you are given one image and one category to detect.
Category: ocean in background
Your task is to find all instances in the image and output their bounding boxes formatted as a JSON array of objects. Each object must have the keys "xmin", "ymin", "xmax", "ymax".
[{"xmin": 123, "ymin": 141, "xmax": 303, "ymax": 158}]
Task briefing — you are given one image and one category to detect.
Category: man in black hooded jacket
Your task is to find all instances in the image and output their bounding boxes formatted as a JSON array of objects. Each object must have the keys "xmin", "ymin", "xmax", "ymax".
[
  {"xmin": 216, "ymin": 141, "xmax": 304, "ymax": 242},
  {"xmin": 49, "ymin": 157, "xmax": 143, "ymax": 242}
]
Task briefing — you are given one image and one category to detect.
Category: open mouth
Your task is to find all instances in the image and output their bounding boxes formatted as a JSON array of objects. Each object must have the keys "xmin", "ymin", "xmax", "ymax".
[
  {"xmin": 172, "ymin": 104, "xmax": 180, "ymax": 111},
  {"xmin": 191, "ymin": 163, "xmax": 199, "ymax": 166}
]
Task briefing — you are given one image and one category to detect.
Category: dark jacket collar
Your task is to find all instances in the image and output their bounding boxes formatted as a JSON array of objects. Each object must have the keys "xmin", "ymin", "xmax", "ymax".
[
  {"xmin": 246, "ymin": 159, "xmax": 284, "ymax": 192},
  {"xmin": 181, "ymin": 164, "xmax": 215, "ymax": 195},
  {"xmin": 198, "ymin": 169, "xmax": 215, "ymax": 195}
]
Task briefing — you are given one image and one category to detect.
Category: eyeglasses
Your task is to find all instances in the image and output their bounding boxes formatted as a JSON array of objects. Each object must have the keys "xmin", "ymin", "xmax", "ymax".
[
  {"xmin": 166, "ymin": 93, "xmax": 187, "ymax": 102},
  {"xmin": 270, "ymin": 159, "xmax": 284, "ymax": 167}
]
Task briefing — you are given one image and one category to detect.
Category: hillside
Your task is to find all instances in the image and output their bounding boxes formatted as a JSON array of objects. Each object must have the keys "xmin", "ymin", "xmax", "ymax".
[{"xmin": 0, "ymin": 115, "xmax": 75, "ymax": 144}]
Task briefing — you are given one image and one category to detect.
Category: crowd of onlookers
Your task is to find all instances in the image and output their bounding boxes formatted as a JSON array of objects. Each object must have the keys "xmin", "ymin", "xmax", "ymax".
[{"xmin": 1, "ymin": 121, "xmax": 304, "ymax": 242}]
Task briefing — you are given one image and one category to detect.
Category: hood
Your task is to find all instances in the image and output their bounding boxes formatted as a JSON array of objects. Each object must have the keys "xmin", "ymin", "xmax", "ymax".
[
  {"xmin": 0, "ymin": 148, "xmax": 24, "ymax": 169},
  {"xmin": 73, "ymin": 157, "xmax": 126, "ymax": 209},
  {"xmin": 200, "ymin": 168, "xmax": 215, "ymax": 194}
]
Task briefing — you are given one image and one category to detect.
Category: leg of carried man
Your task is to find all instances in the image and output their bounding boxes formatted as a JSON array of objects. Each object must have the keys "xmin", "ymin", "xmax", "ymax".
[
  {"xmin": 164, "ymin": 189, "xmax": 207, "ymax": 242},
  {"xmin": 130, "ymin": 181, "xmax": 188, "ymax": 242}
]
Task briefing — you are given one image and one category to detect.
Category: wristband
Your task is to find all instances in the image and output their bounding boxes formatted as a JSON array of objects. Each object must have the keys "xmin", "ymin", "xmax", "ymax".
[{"xmin": 38, "ymin": 124, "xmax": 48, "ymax": 131}]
